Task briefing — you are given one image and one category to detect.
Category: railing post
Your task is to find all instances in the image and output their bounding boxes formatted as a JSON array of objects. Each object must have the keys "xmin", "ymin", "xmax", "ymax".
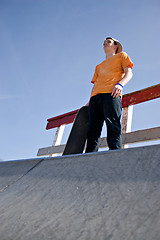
[
  {"xmin": 50, "ymin": 125, "xmax": 65, "ymax": 157},
  {"xmin": 121, "ymin": 105, "xmax": 133, "ymax": 148}
]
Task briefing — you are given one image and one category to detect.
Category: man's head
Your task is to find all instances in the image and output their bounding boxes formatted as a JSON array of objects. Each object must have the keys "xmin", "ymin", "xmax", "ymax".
[{"xmin": 103, "ymin": 37, "xmax": 122, "ymax": 55}]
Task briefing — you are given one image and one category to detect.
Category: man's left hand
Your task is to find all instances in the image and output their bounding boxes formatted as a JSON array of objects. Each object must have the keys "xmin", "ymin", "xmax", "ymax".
[{"xmin": 111, "ymin": 84, "xmax": 123, "ymax": 98}]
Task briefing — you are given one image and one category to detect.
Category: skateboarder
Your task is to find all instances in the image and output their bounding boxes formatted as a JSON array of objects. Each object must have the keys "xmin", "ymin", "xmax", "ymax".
[{"xmin": 85, "ymin": 37, "xmax": 133, "ymax": 153}]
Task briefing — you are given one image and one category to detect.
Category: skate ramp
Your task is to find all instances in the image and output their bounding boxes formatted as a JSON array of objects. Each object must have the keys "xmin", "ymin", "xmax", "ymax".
[{"xmin": 0, "ymin": 144, "xmax": 160, "ymax": 240}]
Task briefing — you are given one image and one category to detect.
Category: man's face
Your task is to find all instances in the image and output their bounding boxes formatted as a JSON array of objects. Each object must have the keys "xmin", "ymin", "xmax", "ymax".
[{"xmin": 103, "ymin": 39, "xmax": 117, "ymax": 54}]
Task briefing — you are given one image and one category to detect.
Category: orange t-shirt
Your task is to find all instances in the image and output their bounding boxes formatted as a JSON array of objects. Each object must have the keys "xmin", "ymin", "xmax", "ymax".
[{"xmin": 91, "ymin": 52, "xmax": 133, "ymax": 97}]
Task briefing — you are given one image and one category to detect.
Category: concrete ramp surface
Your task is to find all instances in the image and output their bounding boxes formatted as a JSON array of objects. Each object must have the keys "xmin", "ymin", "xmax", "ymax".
[{"xmin": 0, "ymin": 144, "xmax": 160, "ymax": 240}]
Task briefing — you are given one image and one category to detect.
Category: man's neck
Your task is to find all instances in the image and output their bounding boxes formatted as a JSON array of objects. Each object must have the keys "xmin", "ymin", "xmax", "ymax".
[{"xmin": 105, "ymin": 52, "xmax": 116, "ymax": 60}]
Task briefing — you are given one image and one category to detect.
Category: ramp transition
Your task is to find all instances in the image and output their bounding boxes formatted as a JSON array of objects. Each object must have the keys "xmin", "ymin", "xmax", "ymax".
[{"xmin": 0, "ymin": 144, "xmax": 160, "ymax": 240}]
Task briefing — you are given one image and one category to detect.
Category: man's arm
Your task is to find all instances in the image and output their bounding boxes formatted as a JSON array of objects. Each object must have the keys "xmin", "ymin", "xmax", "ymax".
[{"xmin": 111, "ymin": 67, "xmax": 133, "ymax": 98}]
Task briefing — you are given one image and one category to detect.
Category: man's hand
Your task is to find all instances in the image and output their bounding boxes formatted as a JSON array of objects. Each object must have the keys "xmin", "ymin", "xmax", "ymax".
[
  {"xmin": 111, "ymin": 84, "xmax": 123, "ymax": 98},
  {"xmin": 111, "ymin": 67, "xmax": 133, "ymax": 98},
  {"xmin": 85, "ymin": 101, "xmax": 89, "ymax": 107}
]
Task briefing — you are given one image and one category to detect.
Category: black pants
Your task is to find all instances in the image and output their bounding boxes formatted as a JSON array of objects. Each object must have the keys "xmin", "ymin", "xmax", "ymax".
[{"xmin": 86, "ymin": 93, "xmax": 122, "ymax": 152}]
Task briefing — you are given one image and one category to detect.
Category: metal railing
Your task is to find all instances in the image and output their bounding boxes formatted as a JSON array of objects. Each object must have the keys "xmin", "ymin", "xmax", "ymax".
[{"xmin": 37, "ymin": 84, "xmax": 160, "ymax": 156}]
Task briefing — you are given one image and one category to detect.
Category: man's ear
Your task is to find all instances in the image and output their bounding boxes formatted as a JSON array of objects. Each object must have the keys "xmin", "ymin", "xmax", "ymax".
[{"xmin": 114, "ymin": 45, "xmax": 118, "ymax": 53}]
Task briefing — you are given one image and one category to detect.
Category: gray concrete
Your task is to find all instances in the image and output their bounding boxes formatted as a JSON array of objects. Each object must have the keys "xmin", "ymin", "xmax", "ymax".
[
  {"xmin": 0, "ymin": 144, "xmax": 160, "ymax": 240},
  {"xmin": 0, "ymin": 159, "xmax": 42, "ymax": 192}
]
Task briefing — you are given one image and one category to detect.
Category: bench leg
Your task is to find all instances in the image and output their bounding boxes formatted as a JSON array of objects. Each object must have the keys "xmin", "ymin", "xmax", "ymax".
[
  {"xmin": 50, "ymin": 125, "xmax": 65, "ymax": 157},
  {"xmin": 121, "ymin": 105, "xmax": 133, "ymax": 148}
]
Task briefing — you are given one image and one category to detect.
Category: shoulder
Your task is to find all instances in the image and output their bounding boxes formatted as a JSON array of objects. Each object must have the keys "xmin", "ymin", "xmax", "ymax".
[
  {"xmin": 96, "ymin": 60, "xmax": 106, "ymax": 68},
  {"xmin": 119, "ymin": 52, "xmax": 133, "ymax": 69},
  {"xmin": 118, "ymin": 51, "xmax": 129, "ymax": 58}
]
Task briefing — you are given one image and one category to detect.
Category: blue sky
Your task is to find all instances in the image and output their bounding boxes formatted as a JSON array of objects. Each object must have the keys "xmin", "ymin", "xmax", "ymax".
[{"xmin": 0, "ymin": 0, "xmax": 160, "ymax": 161}]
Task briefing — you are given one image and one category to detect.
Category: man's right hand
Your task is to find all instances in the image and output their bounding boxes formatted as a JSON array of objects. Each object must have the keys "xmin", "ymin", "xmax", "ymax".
[{"xmin": 85, "ymin": 102, "xmax": 89, "ymax": 107}]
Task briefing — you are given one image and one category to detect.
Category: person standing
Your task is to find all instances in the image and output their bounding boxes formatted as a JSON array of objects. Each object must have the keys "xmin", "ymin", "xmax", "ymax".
[{"xmin": 86, "ymin": 37, "xmax": 133, "ymax": 152}]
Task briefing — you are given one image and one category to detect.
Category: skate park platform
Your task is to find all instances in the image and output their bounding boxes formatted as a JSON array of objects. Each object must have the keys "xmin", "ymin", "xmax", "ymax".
[{"xmin": 0, "ymin": 144, "xmax": 160, "ymax": 240}]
